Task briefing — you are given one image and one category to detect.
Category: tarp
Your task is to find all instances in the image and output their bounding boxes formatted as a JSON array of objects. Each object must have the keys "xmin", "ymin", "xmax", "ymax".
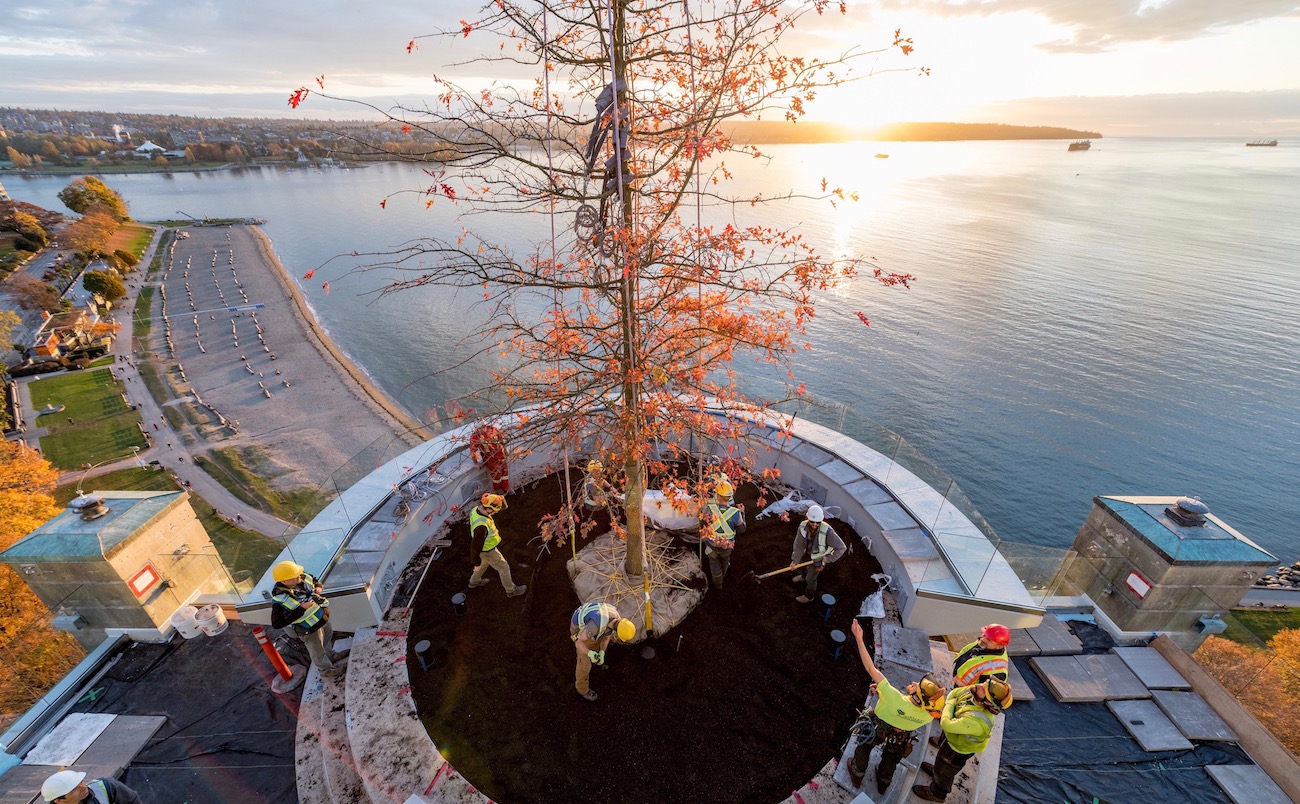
[
  {"xmin": 72, "ymin": 622, "xmax": 299, "ymax": 803},
  {"xmin": 997, "ymin": 620, "xmax": 1251, "ymax": 804}
]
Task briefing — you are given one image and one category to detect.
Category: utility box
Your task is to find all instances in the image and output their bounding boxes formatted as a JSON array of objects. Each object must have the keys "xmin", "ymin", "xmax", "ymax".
[
  {"xmin": 1067, "ymin": 495, "xmax": 1276, "ymax": 644},
  {"xmin": 0, "ymin": 491, "xmax": 228, "ymax": 649}
]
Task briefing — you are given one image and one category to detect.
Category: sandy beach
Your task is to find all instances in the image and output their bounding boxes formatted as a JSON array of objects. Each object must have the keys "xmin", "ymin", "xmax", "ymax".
[{"xmin": 150, "ymin": 224, "xmax": 428, "ymax": 494}]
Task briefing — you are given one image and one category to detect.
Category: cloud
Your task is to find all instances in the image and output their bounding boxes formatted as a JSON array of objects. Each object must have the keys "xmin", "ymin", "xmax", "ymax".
[{"xmin": 879, "ymin": 0, "xmax": 1300, "ymax": 52}]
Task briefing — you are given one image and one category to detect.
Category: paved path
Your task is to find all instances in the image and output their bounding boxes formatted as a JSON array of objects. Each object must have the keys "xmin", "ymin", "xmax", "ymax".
[{"xmin": 10, "ymin": 229, "xmax": 296, "ymax": 542}]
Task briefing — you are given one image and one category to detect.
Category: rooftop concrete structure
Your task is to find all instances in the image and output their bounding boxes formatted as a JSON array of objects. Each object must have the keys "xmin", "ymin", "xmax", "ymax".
[{"xmin": 0, "ymin": 491, "xmax": 229, "ymax": 648}]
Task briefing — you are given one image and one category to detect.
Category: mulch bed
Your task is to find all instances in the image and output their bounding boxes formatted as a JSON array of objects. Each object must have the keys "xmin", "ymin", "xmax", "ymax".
[{"xmin": 407, "ymin": 472, "xmax": 882, "ymax": 803}]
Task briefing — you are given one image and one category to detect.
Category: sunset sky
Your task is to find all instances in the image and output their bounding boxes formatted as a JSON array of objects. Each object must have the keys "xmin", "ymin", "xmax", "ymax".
[{"xmin": 3, "ymin": 0, "xmax": 1298, "ymax": 136}]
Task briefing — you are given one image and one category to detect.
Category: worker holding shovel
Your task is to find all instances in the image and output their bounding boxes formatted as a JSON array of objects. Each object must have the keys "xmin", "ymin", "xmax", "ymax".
[{"xmin": 790, "ymin": 504, "xmax": 846, "ymax": 603}]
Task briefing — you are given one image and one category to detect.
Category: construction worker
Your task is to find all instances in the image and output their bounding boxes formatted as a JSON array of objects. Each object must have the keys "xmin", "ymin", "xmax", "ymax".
[
  {"xmin": 701, "ymin": 479, "xmax": 746, "ymax": 588},
  {"xmin": 271, "ymin": 560, "xmax": 349, "ymax": 675},
  {"xmin": 41, "ymin": 770, "xmax": 142, "ymax": 803},
  {"xmin": 582, "ymin": 460, "xmax": 608, "ymax": 512},
  {"xmin": 912, "ymin": 678, "xmax": 1013, "ymax": 802},
  {"xmin": 469, "ymin": 421, "xmax": 510, "ymax": 493},
  {"xmin": 790, "ymin": 504, "xmax": 846, "ymax": 603},
  {"xmin": 468, "ymin": 493, "xmax": 527, "ymax": 597},
  {"xmin": 847, "ymin": 620, "xmax": 946, "ymax": 795},
  {"xmin": 570, "ymin": 601, "xmax": 637, "ymax": 701},
  {"xmin": 930, "ymin": 623, "xmax": 1010, "ymax": 749}
]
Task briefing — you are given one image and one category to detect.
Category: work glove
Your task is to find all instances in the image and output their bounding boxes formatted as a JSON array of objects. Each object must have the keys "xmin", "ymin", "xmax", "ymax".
[
  {"xmin": 596, "ymin": 650, "xmax": 606, "ymax": 665},
  {"xmin": 587, "ymin": 650, "xmax": 601, "ymax": 664}
]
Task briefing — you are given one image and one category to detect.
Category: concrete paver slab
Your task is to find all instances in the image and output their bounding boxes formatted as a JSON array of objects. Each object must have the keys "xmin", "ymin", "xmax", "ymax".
[
  {"xmin": 1026, "ymin": 614, "xmax": 1083, "ymax": 656},
  {"xmin": 1110, "ymin": 646, "xmax": 1190, "ymax": 689},
  {"xmin": 1030, "ymin": 656, "xmax": 1106, "ymax": 703},
  {"xmin": 880, "ymin": 623, "xmax": 934, "ymax": 675},
  {"xmin": 1006, "ymin": 629, "xmax": 1041, "ymax": 657},
  {"xmin": 1005, "ymin": 660, "xmax": 1036, "ymax": 702},
  {"xmin": 1107, "ymin": 699, "xmax": 1194, "ymax": 752},
  {"xmin": 1205, "ymin": 765, "xmax": 1291, "ymax": 804},
  {"xmin": 22, "ymin": 713, "xmax": 116, "ymax": 767},
  {"xmin": 1151, "ymin": 690, "xmax": 1237, "ymax": 741},
  {"xmin": 74, "ymin": 715, "xmax": 166, "ymax": 768},
  {"xmin": 1078, "ymin": 654, "xmax": 1151, "ymax": 700}
]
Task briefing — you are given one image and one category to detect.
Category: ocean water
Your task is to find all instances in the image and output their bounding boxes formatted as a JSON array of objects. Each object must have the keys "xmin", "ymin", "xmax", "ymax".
[{"xmin": 9, "ymin": 139, "xmax": 1299, "ymax": 560}]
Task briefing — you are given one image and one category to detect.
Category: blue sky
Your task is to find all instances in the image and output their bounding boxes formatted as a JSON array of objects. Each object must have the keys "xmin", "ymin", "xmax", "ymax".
[{"xmin": 2, "ymin": 0, "xmax": 1298, "ymax": 135}]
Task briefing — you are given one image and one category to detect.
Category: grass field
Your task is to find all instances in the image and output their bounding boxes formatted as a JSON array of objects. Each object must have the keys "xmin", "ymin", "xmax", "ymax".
[
  {"xmin": 137, "ymin": 361, "xmax": 169, "ymax": 408},
  {"xmin": 108, "ymin": 223, "xmax": 154, "ymax": 261},
  {"xmin": 30, "ymin": 368, "xmax": 145, "ymax": 469},
  {"xmin": 54, "ymin": 467, "xmax": 282, "ymax": 578},
  {"xmin": 198, "ymin": 446, "xmax": 326, "ymax": 524},
  {"xmin": 1229, "ymin": 607, "xmax": 1300, "ymax": 645},
  {"xmin": 133, "ymin": 286, "xmax": 154, "ymax": 338}
]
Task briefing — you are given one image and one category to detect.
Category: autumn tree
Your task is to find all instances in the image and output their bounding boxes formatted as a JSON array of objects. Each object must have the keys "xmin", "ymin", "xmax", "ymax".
[
  {"xmin": 5, "ymin": 146, "xmax": 31, "ymax": 170},
  {"xmin": 0, "ymin": 442, "xmax": 85, "ymax": 720},
  {"xmin": 294, "ymin": 1, "xmax": 919, "ymax": 576},
  {"xmin": 6, "ymin": 275, "xmax": 60, "ymax": 313},
  {"xmin": 57, "ymin": 176, "xmax": 130, "ymax": 221},
  {"xmin": 62, "ymin": 209, "xmax": 120, "ymax": 256}
]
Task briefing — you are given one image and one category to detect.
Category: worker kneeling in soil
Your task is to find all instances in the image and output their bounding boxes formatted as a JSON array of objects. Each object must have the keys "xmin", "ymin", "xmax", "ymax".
[
  {"xmin": 913, "ymin": 677, "xmax": 1013, "ymax": 802},
  {"xmin": 701, "ymin": 479, "xmax": 746, "ymax": 588},
  {"xmin": 790, "ymin": 504, "xmax": 846, "ymax": 603},
  {"xmin": 271, "ymin": 560, "xmax": 350, "ymax": 676},
  {"xmin": 570, "ymin": 601, "xmax": 636, "ymax": 701},
  {"xmin": 846, "ymin": 620, "xmax": 946, "ymax": 795},
  {"xmin": 468, "ymin": 493, "xmax": 527, "ymax": 598}
]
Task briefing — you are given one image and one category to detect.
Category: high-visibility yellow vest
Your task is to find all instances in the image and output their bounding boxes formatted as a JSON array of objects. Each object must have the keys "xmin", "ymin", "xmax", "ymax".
[
  {"xmin": 802, "ymin": 521, "xmax": 831, "ymax": 559},
  {"xmin": 953, "ymin": 642, "xmax": 1009, "ymax": 686},
  {"xmin": 470, "ymin": 506, "xmax": 501, "ymax": 551},
  {"xmin": 87, "ymin": 779, "xmax": 111, "ymax": 804},
  {"xmin": 705, "ymin": 502, "xmax": 740, "ymax": 547},
  {"xmin": 571, "ymin": 601, "xmax": 620, "ymax": 642},
  {"xmin": 272, "ymin": 575, "xmax": 325, "ymax": 633}
]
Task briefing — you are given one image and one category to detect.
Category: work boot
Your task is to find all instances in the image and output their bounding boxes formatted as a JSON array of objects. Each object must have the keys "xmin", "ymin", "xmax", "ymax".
[
  {"xmin": 876, "ymin": 773, "xmax": 891, "ymax": 795},
  {"xmin": 847, "ymin": 761, "xmax": 865, "ymax": 789},
  {"xmin": 580, "ymin": 689, "xmax": 598, "ymax": 702},
  {"xmin": 929, "ymin": 734, "xmax": 942, "ymax": 749},
  {"xmin": 795, "ymin": 594, "xmax": 813, "ymax": 604},
  {"xmin": 711, "ymin": 575, "xmax": 724, "ymax": 590},
  {"xmin": 507, "ymin": 584, "xmax": 528, "ymax": 598},
  {"xmin": 920, "ymin": 761, "xmax": 935, "ymax": 777},
  {"xmin": 468, "ymin": 579, "xmax": 489, "ymax": 589},
  {"xmin": 790, "ymin": 573, "xmax": 803, "ymax": 583},
  {"xmin": 329, "ymin": 648, "xmax": 351, "ymax": 662},
  {"xmin": 912, "ymin": 783, "xmax": 946, "ymax": 802}
]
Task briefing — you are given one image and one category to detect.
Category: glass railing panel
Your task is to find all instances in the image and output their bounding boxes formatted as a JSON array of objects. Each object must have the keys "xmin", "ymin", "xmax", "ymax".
[
  {"xmin": 930, "ymin": 527, "xmax": 999, "ymax": 597},
  {"xmin": 281, "ymin": 528, "xmax": 350, "ymax": 579},
  {"xmin": 0, "ymin": 585, "xmax": 92, "ymax": 731}
]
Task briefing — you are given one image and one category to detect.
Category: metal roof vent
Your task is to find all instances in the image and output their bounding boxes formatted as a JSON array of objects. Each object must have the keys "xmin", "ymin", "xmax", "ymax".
[
  {"xmin": 69, "ymin": 492, "xmax": 110, "ymax": 521},
  {"xmin": 1166, "ymin": 496, "xmax": 1209, "ymax": 527}
]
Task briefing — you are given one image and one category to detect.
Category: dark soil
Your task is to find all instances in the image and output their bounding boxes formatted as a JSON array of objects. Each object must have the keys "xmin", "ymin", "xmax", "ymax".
[{"xmin": 407, "ymin": 472, "xmax": 883, "ymax": 804}]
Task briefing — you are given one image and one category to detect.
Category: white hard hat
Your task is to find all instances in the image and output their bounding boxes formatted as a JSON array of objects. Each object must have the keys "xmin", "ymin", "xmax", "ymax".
[
  {"xmin": 806, "ymin": 504, "xmax": 824, "ymax": 523},
  {"xmin": 42, "ymin": 770, "xmax": 86, "ymax": 802}
]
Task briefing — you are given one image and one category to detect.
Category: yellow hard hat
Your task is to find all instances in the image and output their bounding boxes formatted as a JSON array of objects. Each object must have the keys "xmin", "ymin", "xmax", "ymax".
[
  {"xmin": 616, "ymin": 619, "xmax": 636, "ymax": 642},
  {"xmin": 481, "ymin": 493, "xmax": 506, "ymax": 513},
  {"xmin": 588, "ymin": 460, "xmax": 603, "ymax": 473},
  {"xmin": 715, "ymin": 479, "xmax": 734, "ymax": 499},
  {"xmin": 909, "ymin": 674, "xmax": 947, "ymax": 717},
  {"xmin": 272, "ymin": 560, "xmax": 304, "ymax": 582},
  {"xmin": 980, "ymin": 677, "xmax": 1013, "ymax": 711}
]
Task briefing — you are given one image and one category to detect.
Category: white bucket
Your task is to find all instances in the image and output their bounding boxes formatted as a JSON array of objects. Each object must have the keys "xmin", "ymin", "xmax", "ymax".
[
  {"xmin": 194, "ymin": 604, "xmax": 229, "ymax": 637},
  {"xmin": 170, "ymin": 605, "xmax": 203, "ymax": 639}
]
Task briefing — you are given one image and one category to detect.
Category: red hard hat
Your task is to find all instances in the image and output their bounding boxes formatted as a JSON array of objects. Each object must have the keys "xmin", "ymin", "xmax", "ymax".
[{"xmin": 982, "ymin": 623, "xmax": 1011, "ymax": 647}]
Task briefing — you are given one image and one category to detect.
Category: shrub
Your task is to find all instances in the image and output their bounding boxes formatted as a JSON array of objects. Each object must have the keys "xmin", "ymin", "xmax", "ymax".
[
  {"xmin": 113, "ymin": 248, "xmax": 139, "ymax": 267},
  {"xmin": 13, "ymin": 236, "xmax": 41, "ymax": 252}
]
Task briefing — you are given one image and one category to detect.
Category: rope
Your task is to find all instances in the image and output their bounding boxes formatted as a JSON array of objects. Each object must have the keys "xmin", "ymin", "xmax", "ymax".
[{"xmin": 541, "ymin": 2, "xmax": 577, "ymax": 559}]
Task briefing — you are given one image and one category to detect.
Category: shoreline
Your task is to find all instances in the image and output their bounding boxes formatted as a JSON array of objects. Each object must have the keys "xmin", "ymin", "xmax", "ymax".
[{"xmin": 247, "ymin": 226, "xmax": 431, "ymax": 443}]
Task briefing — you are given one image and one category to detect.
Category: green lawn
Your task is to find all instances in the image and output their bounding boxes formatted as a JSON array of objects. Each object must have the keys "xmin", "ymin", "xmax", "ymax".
[
  {"xmin": 137, "ymin": 361, "xmax": 169, "ymax": 407},
  {"xmin": 54, "ymin": 467, "xmax": 281, "ymax": 579},
  {"xmin": 198, "ymin": 446, "xmax": 327, "ymax": 524},
  {"xmin": 133, "ymin": 286, "xmax": 154, "ymax": 338},
  {"xmin": 30, "ymin": 368, "xmax": 145, "ymax": 469},
  {"xmin": 88, "ymin": 355, "xmax": 116, "ymax": 368},
  {"xmin": 110, "ymin": 224, "xmax": 155, "ymax": 262},
  {"xmin": 1229, "ymin": 607, "xmax": 1300, "ymax": 645}
]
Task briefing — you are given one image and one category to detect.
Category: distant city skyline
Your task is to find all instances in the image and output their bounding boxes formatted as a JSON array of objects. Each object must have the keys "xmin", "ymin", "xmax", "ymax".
[{"xmin": 3, "ymin": 0, "xmax": 1299, "ymax": 136}]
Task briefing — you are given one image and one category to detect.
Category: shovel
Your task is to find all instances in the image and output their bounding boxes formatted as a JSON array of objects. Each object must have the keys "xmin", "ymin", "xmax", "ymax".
[{"xmin": 744, "ymin": 559, "xmax": 815, "ymax": 584}]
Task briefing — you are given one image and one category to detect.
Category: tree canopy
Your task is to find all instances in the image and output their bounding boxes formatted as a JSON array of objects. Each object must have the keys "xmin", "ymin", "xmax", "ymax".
[
  {"xmin": 6, "ymin": 275, "xmax": 60, "ymax": 313},
  {"xmin": 62, "ymin": 209, "xmax": 120, "ymax": 256},
  {"xmin": 57, "ymin": 176, "xmax": 130, "ymax": 221},
  {"xmin": 295, "ymin": 0, "xmax": 920, "ymax": 576},
  {"xmin": 82, "ymin": 269, "xmax": 126, "ymax": 301}
]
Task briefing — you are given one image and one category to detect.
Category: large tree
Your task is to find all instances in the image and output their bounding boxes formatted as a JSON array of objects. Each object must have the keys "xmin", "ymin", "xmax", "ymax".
[
  {"xmin": 0, "ymin": 442, "xmax": 85, "ymax": 719},
  {"xmin": 62, "ymin": 209, "xmax": 120, "ymax": 256},
  {"xmin": 6, "ymin": 275, "xmax": 60, "ymax": 313},
  {"xmin": 57, "ymin": 176, "xmax": 130, "ymax": 221},
  {"xmin": 294, "ymin": 0, "xmax": 918, "ymax": 576},
  {"xmin": 82, "ymin": 269, "xmax": 126, "ymax": 301}
]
